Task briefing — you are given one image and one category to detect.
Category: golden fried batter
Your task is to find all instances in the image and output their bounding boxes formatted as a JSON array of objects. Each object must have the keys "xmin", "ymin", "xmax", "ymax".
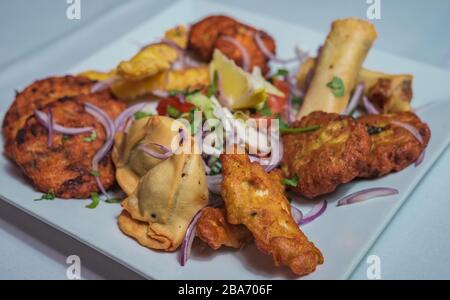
[
  {"xmin": 2, "ymin": 76, "xmax": 94, "ymax": 157},
  {"xmin": 9, "ymin": 93, "xmax": 125, "ymax": 199},
  {"xmin": 282, "ymin": 111, "xmax": 371, "ymax": 198},
  {"xmin": 197, "ymin": 207, "xmax": 251, "ymax": 250},
  {"xmin": 188, "ymin": 15, "xmax": 276, "ymax": 74},
  {"xmin": 188, "ymin": 15, "xmax": 238, "ymax": 61},
  {"xmin": 221, "ymin": 154, "xmax": 323, "ymax": 276},
  {"xmin": 358, "ymin": 112, "xmax": 430, "ymax": 178},
  {"xmin": 214, "ymin": 25, "xmax": 275, "ymax": 74}
]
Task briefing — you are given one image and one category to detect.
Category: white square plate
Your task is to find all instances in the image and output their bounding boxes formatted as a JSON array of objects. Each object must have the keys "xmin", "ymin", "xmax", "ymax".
[{"xmin": 1, "ymin": 0, "xmax": 450, "ymax": 279}]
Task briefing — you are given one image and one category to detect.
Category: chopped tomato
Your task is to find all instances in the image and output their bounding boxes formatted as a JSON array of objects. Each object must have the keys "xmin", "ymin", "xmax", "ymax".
[
  {"xmin": 156, "ymin": 96, "xmax": 195, "ymax": 116},
  {"xmin": 267, "ymin": 79, "xmax": 289, "ymax": 118}
]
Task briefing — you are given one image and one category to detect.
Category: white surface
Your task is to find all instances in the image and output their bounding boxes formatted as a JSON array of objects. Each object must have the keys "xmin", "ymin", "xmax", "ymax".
[{"xmin": 0, "ymin": 0, "xmax": 450, "ymax": 279}]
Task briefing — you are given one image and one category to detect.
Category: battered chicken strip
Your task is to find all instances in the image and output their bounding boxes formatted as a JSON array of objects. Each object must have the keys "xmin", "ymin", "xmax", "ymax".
[
  {"xmin": 197, "ymin": 207, "xmax": 251, "ymax": 250},
  {"xmin": 197, "ymin": 169, "xmax": 285, "ymax": 250},
  {"xmin": 220, "ymin": 154, "xmax": 323, "ymax": 276}
]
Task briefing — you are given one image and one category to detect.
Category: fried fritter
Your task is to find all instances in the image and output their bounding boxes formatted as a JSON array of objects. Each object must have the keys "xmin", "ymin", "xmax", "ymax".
[
  {"xmin": 282, "ymin": 111, "xmax": 371, "ymax": 198},
  {"xmin": 188, "ymin": 15, "xmax": 276, "ymax": 74},
  {"xmin": 9, "ymin": 93, "xmax": 125, "ymax": 199},
  {"xmin": 358, "ymin": 112, "xmax": 430, "ymax": 178},
  {"xmin": 197, "ymin": 207, "xmax": 251, "ymax": 250},
  {"xmin": 188, "ymin": 15, "xmax": 238, "ymax": 61},
  {"xmin": 221, "ymin": 154, "xmax": 323, "ymax": 276},
  {"xmin": 197, "ymin": 170, "xmax": 284, "ymax": 251},
  {"xmin": 2, "ymin": 76, "xmax": 94, "ymax": 157},
  {"xmin": 214, "ymin": 25, "xmax": 275, "ymax": 74}
]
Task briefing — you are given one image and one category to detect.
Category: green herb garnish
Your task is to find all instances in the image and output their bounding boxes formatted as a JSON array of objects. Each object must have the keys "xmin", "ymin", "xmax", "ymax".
[
  {"xmin": 327, "ymin": 76, "xmax": 345, "ymax": 97},
  {"xmin": 62, "ymin": 135, "xmax": 70, "ymax": 142},
  {"xmin": 291, "ymin": 96, "xmax": 303, "ymax": 108},
  {"xmin": 105, "ymin": 198, "xmax": 121, "ymax": 204},
  {"xmin": 134, "ymin": 111, "xmax": 153, "ymax": 120},
  {"xmin": 90, "ymin": 170, "xmax": 100, "ymax": 177},
  {"xmin": 86, "ymin": 192, "xmax": 100, "ymax": 209},
  {"xmin": 258, "ymin": 102, "xmax": 272, "ymax": 117},
  {"xmin": 34, "ymin": 190, "xmax": 56, "ymax": 201},
  {"xmin": 274, "ymin": 68, "xmax": 289, "ymax": 78},
  {"xmin": 274, "ymin": 113, "xmax": 320, "ymax": 134},
  {"xmin": 167, "ymin": 105, "xmax": 181, "ymax": 118},
  {"xmin": 206, "ymin": 70, "xmax": 219, "ymax": 97},
  {"xmin": 282, "ymin": 175, "xmax": 299, "ymax": 187},
  {"xmin": 280, "ymin": 125, "xmax": 320, "ymax": 134},
  {"xmin": 83, "ymin": 130, "xmax": 97, "ymax": 143}
]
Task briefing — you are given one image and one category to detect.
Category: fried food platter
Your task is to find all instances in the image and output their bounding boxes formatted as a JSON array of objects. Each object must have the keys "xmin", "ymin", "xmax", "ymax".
[{"xmin": 1, "ymin": 0, "xmax": 450, "ymax": 279}]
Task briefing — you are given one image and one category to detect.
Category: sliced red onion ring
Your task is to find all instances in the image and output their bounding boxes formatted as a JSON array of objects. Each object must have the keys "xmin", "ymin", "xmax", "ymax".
[
  {"xmin": 91, "ymin": 77, "xmax": 119, "ymax": 93},
  {"xmin": 180, "ymin": 208, "xmax": 205, "ymax": 266},
  {"xmin": 85, "ymin": 103, "xmax": 115, "ymax": 198},
  {"xmin": 299, "ymin": 200, "xmax": 327, "ymax": 225},
  {"xmin": 390, "ymin": 121, "xmax": 424, "ymax": 144},
  {"xmin": 34, "ymin": 110, "xmax": 94, "ymax": 135},
  {"xmin": 363, "ymin": 96, "xmax": 380, "ymax": 115},
  {"xmin": 286, "ymin": 74, "xmax": 304, "ymax": 98},
  {"xmin": 290, "ymin": 205, "xmax": 303, "ymax": 225},
  {"xmin": 343, "ymin": 83, "xmax": 364, "ymax": 115},
  {"xmin": 114, "ymin": 102, "xmax": 149, "ymax": 131},
  {"xmin": 219, "ymin": 36, "xmax": 250, "ymax": 72},
  {"xmin": 254, "ymin": 32, "xmax": 297, "ymax": 64},
  {"xmin": 207, "ymin": 174, "xmax": 222, "ymax": 195},
  {"xmin": 138, "ymin": 143, "xmax": 173, "ymax": 160},
  {"xmin": 336, "ymin": 188, "xmax": 399, "ymax": 207},
  {"xmin": 249, "ymin": 136, "xmax": 283, "ymax": 172},
  {"xmin": 415, "ymin": 150, "xmax": 426, "ymax": 167},
  {"xmin": 47, "ymin": 109, "xmax": 54, "ymax": 147}
]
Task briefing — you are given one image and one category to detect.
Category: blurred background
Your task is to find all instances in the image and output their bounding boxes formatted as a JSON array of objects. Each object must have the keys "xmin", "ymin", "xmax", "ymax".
[{"xmin": 0, "ymin": 0, "xmax": 449, "ymax": 279}]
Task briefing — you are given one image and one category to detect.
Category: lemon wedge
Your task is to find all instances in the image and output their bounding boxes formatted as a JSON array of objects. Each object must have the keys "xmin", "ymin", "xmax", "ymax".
[{"xmin": 210, "ymin": 49, "xmax": 283, "ymax": 110}]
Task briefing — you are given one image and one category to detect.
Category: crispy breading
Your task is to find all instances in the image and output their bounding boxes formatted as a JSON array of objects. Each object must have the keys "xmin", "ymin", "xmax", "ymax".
[
  {"xmin": 220, "ymin": 154, "xmax": 323, "ymax": 276},
  {"xmin": 116, "ymin": 44, "xmax": 179, "ymax": 81},
  {"xmin": 2, "ymin": 76, "xmax": 94, "ymax": 157},
  {"xmin": 188, "ymin": 15, "xmax": 239, "ymax": 61},
  {"xmin": 214, "ymin": 25, "xmax": 275, "ymax": 74},
  {"xmin": 358, "ymin": 112, "xmax": 431, "ymax": 178},
  {"xmin": 197, "ymin": 207, "xmax": 252, "ymax": 250},
  {"xmin": 165, "ymin": 25, "xmax": 189, "ymax": 49},
  {"xmin": 9, "ymin": 93, "xmax": 125, "ymax": 199},
  {"xmin": 188, "ymin": 15, "xmax": 276, "ymax": 74},
  {"xmin": 282, "ymin": 111, "xmax": 371, "ymax": 198},
  {"xmin": 110, "ymin": 67, "xmax": 209, "ymax": 101}
]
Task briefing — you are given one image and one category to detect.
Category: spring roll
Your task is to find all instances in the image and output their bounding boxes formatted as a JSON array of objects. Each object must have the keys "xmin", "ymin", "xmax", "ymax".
[
  {"xmin": 297, "ymin": 18, "xmax": 377, "ymax": 119},
  {"xmin": 296, "ymin": 58, "xmax": 413, "ymax": 113}
]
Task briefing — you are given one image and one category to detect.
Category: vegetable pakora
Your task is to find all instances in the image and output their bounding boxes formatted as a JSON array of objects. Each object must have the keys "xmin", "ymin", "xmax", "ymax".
[
  {"xmin": 9, "ymin": 92, "xmax": 125, "ymax": 199},
  {"xmin": 2, "ymin": 76, "xmax": 94, "ymax": 157},
  {"xmin": 282, "ymin": 111, "xmax": 371, "ymax": 198},
  {"xmin": 358, "ymin": 112, "xmax": 430, "ymax": 178}
]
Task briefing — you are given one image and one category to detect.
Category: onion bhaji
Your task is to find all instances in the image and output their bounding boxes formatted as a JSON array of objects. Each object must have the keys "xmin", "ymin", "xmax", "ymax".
[
  {"xmin": 2, "ymin": 76, "xmax": 94, "ymax": 157},
  {"xmin": 188, "ymin": 15, "xmax": 276, "ymax": 74},
  {"xmin": 7, "ymin": 89, "xmax": 125, "ymax": 199},
  {"xmin": 282, "ymin": 111, "xmax": 371, "ymax": 198},
  {"xmin": 220, "ymin": 153, "xmax": 323, "ymax": 276},
  {"xmin": 358, "ymin": 112, "xmax": 430, "ymax": 178}
]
